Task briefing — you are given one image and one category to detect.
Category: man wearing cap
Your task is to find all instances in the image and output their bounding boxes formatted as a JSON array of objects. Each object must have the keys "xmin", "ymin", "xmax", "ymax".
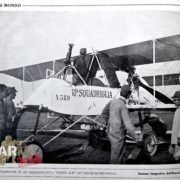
[
  {"xmin": 0, "ymin": 84, "xmax": 7, "ymax": 143},
  {"xmin": 101, "ymin": 85, "xmax": 140, "ymax": 164},
  {"xmin": 169, "ymin": 91, "xmax": 180, "ymax": 162},
  {"xmin": 4, "ymin": 87, "xmax": 17, "ymax": 138},
  {"xmin": 72, "ymin": 48, "xmax": 89, "ymax": 85}
]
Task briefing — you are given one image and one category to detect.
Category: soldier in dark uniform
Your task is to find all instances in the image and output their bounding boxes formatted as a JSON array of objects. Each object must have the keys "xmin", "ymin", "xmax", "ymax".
[
  {"xmin": 72, "ymin": 48, "xmax": 89, "ymax": 85},
  {"xmin": 0, "ymin": 84, "xmax": 7, "ymax": 143},
  {"xmin": 4, "ymin": 87, "xmax": 17, "ymax": 138}
]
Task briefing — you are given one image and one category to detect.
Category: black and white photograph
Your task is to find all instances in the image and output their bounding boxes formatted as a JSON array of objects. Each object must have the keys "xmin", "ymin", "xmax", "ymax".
[{"xmin": 0, "ymin": 1, "xmax": 180, "ymax": 179}]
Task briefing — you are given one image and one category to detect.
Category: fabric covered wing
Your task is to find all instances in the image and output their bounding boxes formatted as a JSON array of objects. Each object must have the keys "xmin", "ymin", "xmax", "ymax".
[{"xmin": 0, "ymin": 59, "xmax": 65, "ymax": 82}]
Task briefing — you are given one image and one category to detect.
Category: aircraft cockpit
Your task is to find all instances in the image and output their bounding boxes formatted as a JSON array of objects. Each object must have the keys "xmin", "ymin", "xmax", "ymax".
[{"xmin": 46, "ymin": 47, "xmax": 122, "ymax": 89}]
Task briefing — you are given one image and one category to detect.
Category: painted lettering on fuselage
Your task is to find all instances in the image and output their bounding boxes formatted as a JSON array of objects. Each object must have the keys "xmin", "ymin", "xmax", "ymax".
[
  {"xmin": 72, "ymin": 88, "xmax": 113, "ymax": 98},
  {"xmin": 56, "ymin": 94, "xmax": 70, "ymax": 101}
]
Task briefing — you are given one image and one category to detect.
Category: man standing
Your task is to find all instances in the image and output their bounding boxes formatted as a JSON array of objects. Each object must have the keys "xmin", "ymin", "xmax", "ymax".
[
  {"xmin": 102, "ymin": 85, "xmax": 140, "ymax": 164},
  {"xmin": 169, "ymin": 91, "xmax": 180, "ymax": 162},
  {"xmin": 0, "ymin": 84, "xmax": 7, "ymax": 143},
  {"xmin": 72, "ymin": 48, "xmax": 89, "ymax": 85},
  {"xmin": 4, "ymin": 87, "xmax": 17, "ymax": 138}
]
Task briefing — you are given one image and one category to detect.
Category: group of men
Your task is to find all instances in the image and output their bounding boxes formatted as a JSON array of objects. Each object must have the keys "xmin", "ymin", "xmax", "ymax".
[
  {"xmin": 101, "ymin": 84, "xmax": 180, "ymax": 164},
  {"xmin": 0, "ymin": 84, "xmax": 17, "ymax": 143},
  {"xmin": 0, "ymin": 47, "xmax": 179, "ymax": 164}
]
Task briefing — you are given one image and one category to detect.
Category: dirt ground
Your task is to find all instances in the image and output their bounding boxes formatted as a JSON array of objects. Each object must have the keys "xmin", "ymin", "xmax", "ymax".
[
  {"xmin": 16, "ymin": 130, "xmax": 175, "ymax": 165},
  {"xmin": 15, "ymin": 109, "xmax": 176, "ymax": 164}
]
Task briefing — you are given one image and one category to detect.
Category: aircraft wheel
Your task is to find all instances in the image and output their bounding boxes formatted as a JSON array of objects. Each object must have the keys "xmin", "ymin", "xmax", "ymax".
[
  {"xmin": 89, "ymin": 130, "xmax": 106, "ymax": 149},
  {"xmin": 143, "ymin": 131, "xmax": 158, "ymax": 156},
  {"xmin": 18, "ymin": 141, "xmax": 44, "ymax": 163}
]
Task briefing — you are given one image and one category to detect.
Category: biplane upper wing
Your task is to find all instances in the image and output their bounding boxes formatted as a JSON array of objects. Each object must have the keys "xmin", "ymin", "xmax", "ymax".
[
  {"xmin": 102, "ymin": 34, "xmax": 180, "ymax": 63},
  {"xmin": 98, "ymin": 34, "xmax": 180, "ymax": 104},
  {"xmin": 99, "ymin": 34, "xmax": 180, "ymax": 87},
  {"xmin": 1, "ymin": 34, "xmax": 180, "ymax": 82},
  {"xmin": 0, "ymin": 59, "xmax": 65, "ymax": 82}
]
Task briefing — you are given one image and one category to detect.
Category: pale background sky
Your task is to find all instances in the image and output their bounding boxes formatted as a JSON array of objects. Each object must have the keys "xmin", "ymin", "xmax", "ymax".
[
  {"xmin": 1, "ymin": 11, "xmax": 180, "ymax": 70},
  {"xmin": 0, "ymin": 10, "xmax": 180, "ymax": 104}
]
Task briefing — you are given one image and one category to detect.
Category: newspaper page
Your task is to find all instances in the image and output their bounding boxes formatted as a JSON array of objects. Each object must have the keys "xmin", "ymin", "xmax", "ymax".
[{"xmin": 0, "ymin": 0, "xmax": 180, "ymax": 179}]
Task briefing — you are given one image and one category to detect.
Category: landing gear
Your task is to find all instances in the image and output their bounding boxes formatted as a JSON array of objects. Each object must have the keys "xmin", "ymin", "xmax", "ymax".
[
  {"xmin": 88, "ymin": 129, "xmax": 159, "ymax": 157},
  {"xmin": 143, "ymin": 131, "xmax": 158, "ymax": 156},
  {"xmin": 19, "ymin": 141, "xmax": 44, "ymax": 163}
]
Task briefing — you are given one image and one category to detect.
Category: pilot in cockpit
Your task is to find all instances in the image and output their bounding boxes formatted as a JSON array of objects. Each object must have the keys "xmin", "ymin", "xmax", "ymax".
[{"xmin": 72, "ymin": 48, "xmax": 89, "ymax": 85}]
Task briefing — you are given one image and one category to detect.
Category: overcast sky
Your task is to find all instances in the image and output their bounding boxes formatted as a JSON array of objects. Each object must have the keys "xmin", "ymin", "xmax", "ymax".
[{"xmin": 1, "ymin": 10, "xmax": 180, "ymax": 70}]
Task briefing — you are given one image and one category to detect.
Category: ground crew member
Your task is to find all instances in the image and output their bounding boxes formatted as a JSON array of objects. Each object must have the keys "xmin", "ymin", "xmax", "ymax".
[
  {"xmin": 169, "ymin": 91, "xmax": 180, "ymax": 162},
  {"xmin": 72, "ymin": 48, "xmax": 89, "ymax": 85},
  {"xmin": 135, "ymin": 110, "xmax": 167, "ymax": 137},
  {"xmin": 0, "ymin": 84, "xmax": 7, "ymax": 143},
  {"xmin": 4, "ymin": 87, "xmax": 17, "ymax": 139},
  {"xmin": 102, "ymin": 85, "xmax": 141, "ymax": 164}
]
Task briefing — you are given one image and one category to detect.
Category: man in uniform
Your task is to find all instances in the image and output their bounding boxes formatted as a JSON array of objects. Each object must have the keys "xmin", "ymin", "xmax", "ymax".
[
  {"xmin": 0, "ymin": 84, "xmax": 7, "ymax": 143},
  {"xmin": 169, "ymin": 91, "xmax": 180, "ymax": 162},
  {"xmin": 4, "ymin": 87, "xmax": 17, "ymax": 138},
  {"xmin": 72, "ymin": 48, "xmax": 89, "ymax": 85},
  {"xmin": 102, "ymin": 85, "xmax": 141, "ymax": 164}
]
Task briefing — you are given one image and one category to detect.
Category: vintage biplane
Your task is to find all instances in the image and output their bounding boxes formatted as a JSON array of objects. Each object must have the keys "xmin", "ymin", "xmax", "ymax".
[{"xmin": 1, "ymin": 35, "xmax": 178, "ymax": 161}]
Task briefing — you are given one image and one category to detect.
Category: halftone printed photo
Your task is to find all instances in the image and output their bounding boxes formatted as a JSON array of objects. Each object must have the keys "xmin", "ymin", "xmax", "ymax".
[{"xmin": 0, "ymin": 1, "xmax": 180, "ymax": 179}]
